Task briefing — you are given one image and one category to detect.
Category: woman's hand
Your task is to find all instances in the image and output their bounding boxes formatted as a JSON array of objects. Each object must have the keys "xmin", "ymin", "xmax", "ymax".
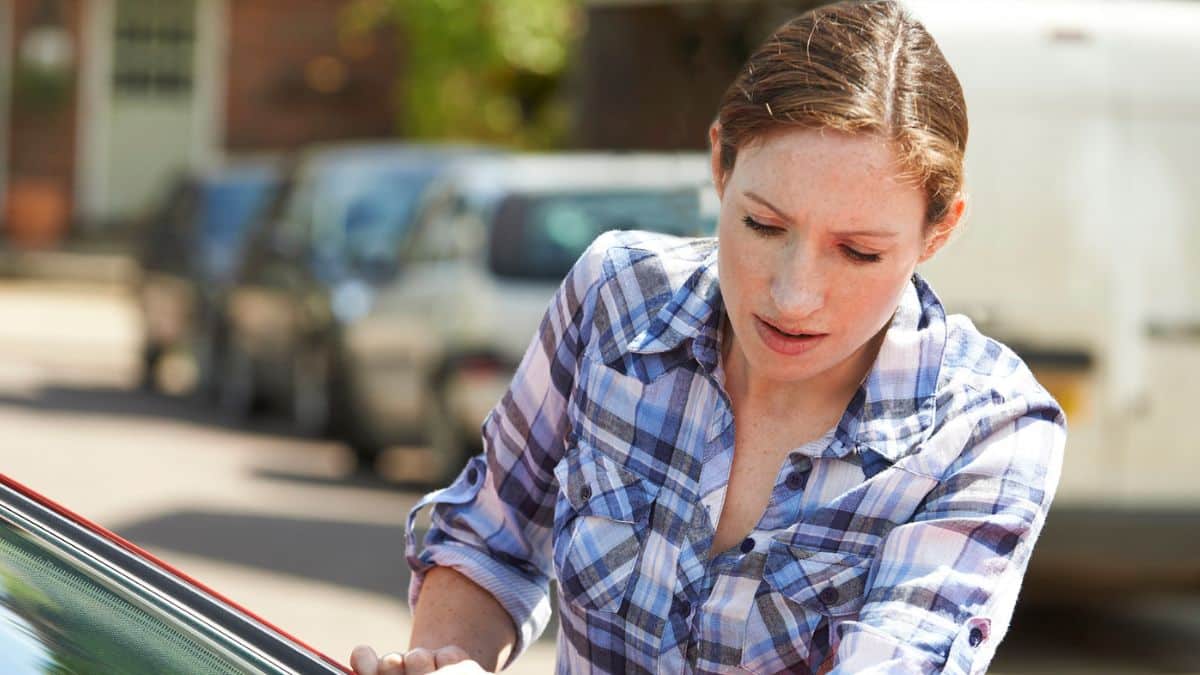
[{"xmin": 350, "ymin": 645, "xmax": 488, "ymax": 675}]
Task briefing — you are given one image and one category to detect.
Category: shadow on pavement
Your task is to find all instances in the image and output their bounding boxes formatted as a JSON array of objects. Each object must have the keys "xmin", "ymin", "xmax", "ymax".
[
  {"xmin": 0, "ymin": 384, "xmax": 294, "ymax": 437},
  {"xmin": 252, "ymin": 467, "xmax": 433, "ymax": 494},
  {"xmin": 118, "ymin": 509, "xmax": 563, "ymax": 643},
  {"xmin": 119, "ymin": 510, "xmax": 410, "ymax": 598}
]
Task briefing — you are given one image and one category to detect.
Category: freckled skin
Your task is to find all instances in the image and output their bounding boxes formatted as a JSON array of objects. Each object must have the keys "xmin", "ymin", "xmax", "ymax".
[{"xmin": 712, "ymin": 126, "xmax": 959, "ymax": 403}]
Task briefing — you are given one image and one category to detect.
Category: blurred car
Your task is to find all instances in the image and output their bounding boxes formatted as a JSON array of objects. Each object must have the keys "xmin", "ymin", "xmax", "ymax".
[
  {"xmin": 0, "ymin": 473, "xmax": 348, "ymax": 674},
  {"xmin": 340, "ymin": 153, "xmax": 714, "ymax": 482},
  {"xmin": 136, "ymin": 158, "xmax": 283, "ymax": 397},
  {"xmin": 221, "ymin": 143, "xmax": 495, "ymax": 437}
]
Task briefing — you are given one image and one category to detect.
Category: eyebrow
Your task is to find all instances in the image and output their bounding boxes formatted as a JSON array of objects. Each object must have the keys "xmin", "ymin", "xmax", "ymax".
[{"xmin": 742, "ymin": 190, "xmax": 900, "ymax": 239}]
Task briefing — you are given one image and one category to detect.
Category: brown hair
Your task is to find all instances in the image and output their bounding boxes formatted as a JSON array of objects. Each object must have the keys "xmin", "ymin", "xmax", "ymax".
[{"xmin": 716, "ymin": 0, "xmax": 968, "ymax": 227}]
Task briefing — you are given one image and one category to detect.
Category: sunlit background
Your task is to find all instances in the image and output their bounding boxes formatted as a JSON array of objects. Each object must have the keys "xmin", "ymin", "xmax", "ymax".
[{"xmin": 0, "ymin": 0, "xmax": 1198, "ymax": 672}]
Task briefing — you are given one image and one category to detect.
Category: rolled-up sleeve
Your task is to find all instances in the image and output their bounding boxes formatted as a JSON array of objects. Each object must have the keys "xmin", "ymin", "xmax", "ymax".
[
  {"xmin": 405, "ymin": 234, "xmax": 611, "ymax": 665},
  {"xmin": 828, "ymin": 394, "xmax": 1067, "ymax": 675}
]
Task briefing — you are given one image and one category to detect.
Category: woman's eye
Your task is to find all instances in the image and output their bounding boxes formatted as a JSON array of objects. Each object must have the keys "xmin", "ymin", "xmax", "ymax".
[
  {"xmin": 742, "ymin": 215, "xmax": 783, "ymax": 236},
  {"xmin": 841, "ymin": 245, "xmax": 882, "ymax": 263}
]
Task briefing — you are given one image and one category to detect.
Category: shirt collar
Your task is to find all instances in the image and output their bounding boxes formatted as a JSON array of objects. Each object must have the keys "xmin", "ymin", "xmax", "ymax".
[
  {"xmin": 834, "ymin": 274, "xmax": 947, "ymax": 465},
  {"xmin": 627, "ymin": 254, "xmax": 947, "ymax": 466},
  {"xmin": 626, "ymin": 246, "xmax": 724, "ymax": 372}
]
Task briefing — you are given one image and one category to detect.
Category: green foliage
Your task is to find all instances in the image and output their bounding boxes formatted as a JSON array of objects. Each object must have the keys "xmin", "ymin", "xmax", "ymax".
[
  {"xmin": 343, "ymin": 0, "xmax": 580, "ymax": 149},
  {"xmin": 12, "ymin": 64, "xmax": 73, "ymax": 114}
]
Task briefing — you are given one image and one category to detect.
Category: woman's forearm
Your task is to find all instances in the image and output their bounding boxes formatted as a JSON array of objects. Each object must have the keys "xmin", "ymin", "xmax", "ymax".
[{"xmin": 409, "ymin": 566, "xmax": 518, "ymax": 671}]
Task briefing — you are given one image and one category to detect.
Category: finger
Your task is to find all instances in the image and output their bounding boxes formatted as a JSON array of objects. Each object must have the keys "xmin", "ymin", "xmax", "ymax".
[
  {"xmin": 433, "ymin": 645, "xmax": 470, "ymax": 668},
  {"xmin": 433, "ymin": 660, "xmax": 488, "ymax": 674},
  {"xmin": 377, "ymin": 650, "xmax": 407, "ymax": 675},
  {"xmin": 398, "ymin": 648, "xmax": 435, "ymax": 675},
  {"xmin": 350, "ymin": 646, "xmax": 380, "ymax": 675}
]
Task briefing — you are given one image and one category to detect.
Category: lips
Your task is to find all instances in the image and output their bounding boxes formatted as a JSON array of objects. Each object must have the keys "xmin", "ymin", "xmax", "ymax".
[{"xmin": 754, "ymin": 315, "xmax": 828, "ymax": 356}]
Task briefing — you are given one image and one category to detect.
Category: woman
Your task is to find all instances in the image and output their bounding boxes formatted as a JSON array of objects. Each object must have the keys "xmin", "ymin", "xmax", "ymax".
[{"xmin": 353, "ymin": 1, "xmax": 1065, "ymax": 673}]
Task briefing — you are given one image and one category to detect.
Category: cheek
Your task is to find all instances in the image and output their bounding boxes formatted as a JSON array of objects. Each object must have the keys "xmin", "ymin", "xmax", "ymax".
[
  {"xmin": 829, "ymin": 271, "xmax": 909, "ymax": 329},
  {"xmin": 718, "ymin": 234, "xmax": 770, "ymax": 303}
]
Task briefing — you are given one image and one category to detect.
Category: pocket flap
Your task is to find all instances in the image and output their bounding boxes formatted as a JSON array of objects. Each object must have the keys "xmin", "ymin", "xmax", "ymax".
[
  {"xmin": 554, "ymin": 440, "xmax": 659, "ymax": 523},
  {"xmin": 762, "ymin": 540, "xmax": 873, "ymax": 617}
]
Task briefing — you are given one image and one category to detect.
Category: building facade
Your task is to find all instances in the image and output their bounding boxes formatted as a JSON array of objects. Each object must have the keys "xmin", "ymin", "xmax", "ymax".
[
  {"xmin": 1, "ymin": 0, "xmax": 398, "ymax": 246},
  {"xmin": 574, "ymin": 0, "xmax": 825, "ymax": 150}
]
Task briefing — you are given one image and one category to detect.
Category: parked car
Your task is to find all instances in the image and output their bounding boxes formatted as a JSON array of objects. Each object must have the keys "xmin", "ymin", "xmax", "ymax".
[
  {"xmin": 135, "ymin": 158, "xmax": 283, "ymax": 397},
  {"xmin": 0, "ymin": 473, "xmax": 348, "ymax": 673},
  {"xmin": 339, "ymin": 153, "xmax": 714, "ymax": 482},
  {"xmin": 221, "ymin": 143, "xmax": 494, "ymax": 437}
]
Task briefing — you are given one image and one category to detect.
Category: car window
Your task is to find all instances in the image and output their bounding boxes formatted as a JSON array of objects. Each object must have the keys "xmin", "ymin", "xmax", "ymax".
[
  {"xmin": 406, "ymin": 190, "xmax": 476, "ymax": 264},
  {"xmin": 0, "ymin": 521, "xmax": 261, "ymax": 673},
  {"xmin": 0, "ymin": 479, "xmax": 345, "ymax": 675},
  {"xmin": 487, "ymin": 189, "xmax": 706, "ymax": 281},
  {"xmin": 309, "ymin": 164, "xmax": 433, "ymax": 274},
  {"xmin": 138, "ymin": 178, "xmax": 198, "ymax": 274},
  {"xmin": 196, "ymin": 172, "xmax": 279, "ymax": 281}
]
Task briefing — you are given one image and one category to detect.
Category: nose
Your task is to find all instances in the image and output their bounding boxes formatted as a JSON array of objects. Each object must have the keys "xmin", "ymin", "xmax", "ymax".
[{"xmin": 770, "ymin": 247, "xmax": 826, "ymax": 319}]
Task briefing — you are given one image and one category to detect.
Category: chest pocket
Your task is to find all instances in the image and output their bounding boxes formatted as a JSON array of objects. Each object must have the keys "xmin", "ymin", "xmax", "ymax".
[
  {"xmin": 552, "ymin": 439, "xmax": 659, "ymax": 614},
  {"xmin": 740, "ymin": 541, "xmax": 874, "ymax": 675}
]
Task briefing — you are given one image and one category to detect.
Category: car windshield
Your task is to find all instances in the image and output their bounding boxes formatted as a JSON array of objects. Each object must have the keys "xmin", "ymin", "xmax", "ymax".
[
  {"xmin": 0, "ymin": 519, "xmax": 264, "ymax": 674},
  {"xmin": 488, "ymin": 189, "xmax": 706, "ymax": 281},
  {"xmin": 310, "ymin": 163, "xmax": 433, "ymax": 275},
  {"xmin": 0, "ymin": 472, "xmax": 354, "ymax": 675},
  {"xmin": 197, "ymin": 171, "xmax": 278, "ymax": 281}
]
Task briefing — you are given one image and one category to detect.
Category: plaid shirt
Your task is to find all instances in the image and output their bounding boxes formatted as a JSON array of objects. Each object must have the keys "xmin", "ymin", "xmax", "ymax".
[{"xmin": 406, "ymin": 231, "xmax": 1066, "ymax": 674}]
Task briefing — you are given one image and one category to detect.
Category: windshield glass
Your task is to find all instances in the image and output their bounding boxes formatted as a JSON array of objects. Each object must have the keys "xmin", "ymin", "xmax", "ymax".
[
  {"xmin": 196, "ymin": 171, "xmax": 278, "ymax": 281},
  {"xmin": 488, "ymin": 189, "xmax": 706, "ymax": 281},
  {"xmin": 310, "ymin": 163, "xmax": 433, "ymax": 274},
  {"xmin": 0, "ymin": 518, "xmax": 270, "ymax": 674}
]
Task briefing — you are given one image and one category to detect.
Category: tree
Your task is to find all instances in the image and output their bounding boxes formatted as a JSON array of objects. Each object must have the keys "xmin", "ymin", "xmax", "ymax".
[{"xmin": 343, "ymin": 0, "xmax": 580, "ymax": 148}]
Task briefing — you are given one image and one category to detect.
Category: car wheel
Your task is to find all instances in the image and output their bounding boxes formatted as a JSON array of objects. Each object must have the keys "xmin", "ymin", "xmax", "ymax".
[
  {"xmin": 327, "ymin": 360, "xmax": 382, "ymax": 472},
  {"xmin": 217, "ymin": 343, "xmax": 256, "ymax": 423},
  {"xmin": 425, "ymin": 378, "xmax": 478, "ymax": 488},
  {"xmin": 290, "ymin": 347, "xmax": 332, "ymax": 438},
  {"xmin": 190, "ymin": 326, "xmax": 221, "ymax": 404},
  {"xmin": 140, "ymin": 343, "xmax": 163, "ymax": 391}
]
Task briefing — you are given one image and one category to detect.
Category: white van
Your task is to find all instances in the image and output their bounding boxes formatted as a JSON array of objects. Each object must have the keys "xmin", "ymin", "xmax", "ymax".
[{"xmin": 908, "ymin": 0, "xmax": 1200, "ymax": 590}]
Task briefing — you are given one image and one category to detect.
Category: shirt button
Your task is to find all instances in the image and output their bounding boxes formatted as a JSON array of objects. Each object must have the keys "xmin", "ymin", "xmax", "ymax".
[
  {"xmin": 969, "ymin": 627, "xmax": 985, "ymax": 647},
  {"xmin": 819, "ymin": 586, "xmax": 839, "ymax": 605},
  {"xmin": 785, "ymin": 470, "xmax": 805, "ymax": 490},
  {"xmin": 579, "ymin": 485, "xmax": 593, "ymax": 502},
  {"xmin": 739, "ymin": 537, "xmax": 755, "ymax": 554}
]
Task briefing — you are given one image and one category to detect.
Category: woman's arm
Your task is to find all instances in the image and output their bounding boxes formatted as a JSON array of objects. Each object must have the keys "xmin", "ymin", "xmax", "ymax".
[
  {"xmin": 407, "ymin": 566, "xmax": 516, "ymax": 670},
  {"xmin": 391, "ymin": 233, "xmax": 615, "ymax": 670}
]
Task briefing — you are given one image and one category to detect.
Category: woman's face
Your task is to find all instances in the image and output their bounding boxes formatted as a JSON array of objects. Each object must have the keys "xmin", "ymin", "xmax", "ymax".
[{"xmin": 713, "ymin": 126, "xmax": 956, "ymax": 388}]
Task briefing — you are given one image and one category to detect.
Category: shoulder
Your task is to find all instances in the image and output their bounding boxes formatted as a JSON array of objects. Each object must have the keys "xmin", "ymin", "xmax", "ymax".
[
  {"xmin": 939, "ymin": 314, "xmax": 1061, "ymax": 415},
  {"xmin": 924, "ymin": 314, "xmax": 1066, "ymax": 461},
  {"xmin": 575, "ymin": 229, "xmax": 716, "ymax": 285},
  {"xmin": 568, "ymin": 230, "xmax": 717, "ymax": 352}
]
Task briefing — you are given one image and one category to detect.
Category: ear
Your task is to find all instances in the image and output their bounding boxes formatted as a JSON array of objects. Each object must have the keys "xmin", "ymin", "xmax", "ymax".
[
  {"xmin": 919, "ymin": 195, "xmax": 966, "ymax": 263},
  {"xmin": 708, "ymin": 121, "xmax": 727, "ymax": 200}
]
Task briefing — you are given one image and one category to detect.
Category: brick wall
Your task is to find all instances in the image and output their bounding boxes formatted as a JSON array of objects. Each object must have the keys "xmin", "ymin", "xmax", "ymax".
[
  {"xmin": 224, "ymin": 0, "xmax": 400, "ymax": 151},
  {"xmin": 5, "ymin": 0, "xmax": 83, "ymax": 245},
  {"xmin": 574, "ymin": 1, "xmax": 825, "ymax": 150}
]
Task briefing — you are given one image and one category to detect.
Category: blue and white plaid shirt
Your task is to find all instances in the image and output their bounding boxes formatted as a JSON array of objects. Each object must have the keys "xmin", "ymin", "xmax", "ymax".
[{"xmin": 407, "ymin": 231, "xmax": 1065, "ymax": 674}]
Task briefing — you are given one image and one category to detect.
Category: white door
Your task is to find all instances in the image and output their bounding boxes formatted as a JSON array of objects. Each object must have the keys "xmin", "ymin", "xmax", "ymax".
[
  {"xmin": 79, "ymin": 0, "xmax": 222, "ymax": 224},
  {"xmin": 106, "ymin": 0, "xmax": 197, "ymax": 218}
]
